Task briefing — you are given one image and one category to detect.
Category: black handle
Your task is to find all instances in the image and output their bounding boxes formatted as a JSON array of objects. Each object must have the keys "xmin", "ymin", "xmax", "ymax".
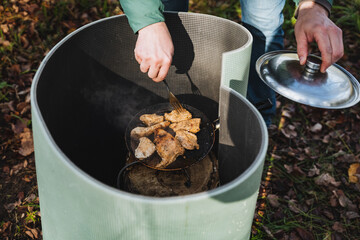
[{"xmin": 116, "ymin": 160, "xmax": 141, "ymax": 190}]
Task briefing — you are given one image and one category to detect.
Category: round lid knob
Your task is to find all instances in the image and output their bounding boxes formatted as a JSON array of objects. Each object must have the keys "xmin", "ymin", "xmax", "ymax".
[
  {"xmin": 305, "ymin": 56, "xmax": 321, "ymax": 73},
  {"xmin": 256, "ymin": 50, "xmax": 360, "ymax": 109}
]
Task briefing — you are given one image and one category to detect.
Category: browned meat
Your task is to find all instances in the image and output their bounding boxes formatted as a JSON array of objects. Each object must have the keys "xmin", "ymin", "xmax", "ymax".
[
  {"xmin": 169, "ymin": 118, "xmax": 201, "ymax": 133},
  {"xmin": 135, "ymin": 137, "xmax": 156, "ymax": 160},
  {"xmin": 154, "ymin": 128, "xmax": 185, "ymax": 168},
  {"xmin": 175, "ymin": 130, "xmax": 199, "ymax": 150},
  {"xmin": 131, "ymin": 121, "xmax": 170, "ymax": 139},
  {"xmin": 140, "ymin": 113, "xmax": 164, "ymax": 126},
  {"xmin": 164, "ymin": 109, "xmax": 192, "ymax": 123}
]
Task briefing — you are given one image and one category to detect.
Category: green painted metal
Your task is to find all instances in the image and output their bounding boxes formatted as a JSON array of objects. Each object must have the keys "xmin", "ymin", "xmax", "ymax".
[
  {"xmin": 31, "ymin": 13, "xmax": 267, "ymax": 240},
  {"xmin": 221, "ymin": 33, "xmax": 252, "ymax": 97}
]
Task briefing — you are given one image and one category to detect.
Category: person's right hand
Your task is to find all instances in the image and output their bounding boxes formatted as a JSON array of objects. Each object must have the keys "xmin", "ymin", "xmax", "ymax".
[
  {"xmin": 134, "ymin": 22, "xmax": 174, "ymax": 82},
  {"xmin": 294, "ymin": 1, "xmax": 343, "ymax": 73}
]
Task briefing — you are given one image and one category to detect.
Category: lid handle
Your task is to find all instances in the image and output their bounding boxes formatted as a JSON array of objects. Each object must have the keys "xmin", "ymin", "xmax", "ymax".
[{"xmin": 305, "ymin": 56, "xmax": 321, "ymax": 73}]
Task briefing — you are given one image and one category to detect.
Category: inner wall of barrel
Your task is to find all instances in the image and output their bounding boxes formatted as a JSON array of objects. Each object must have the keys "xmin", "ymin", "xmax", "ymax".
[{"xmin": 35, "ymin": 13, "xmax": 249, "ymax": 187}]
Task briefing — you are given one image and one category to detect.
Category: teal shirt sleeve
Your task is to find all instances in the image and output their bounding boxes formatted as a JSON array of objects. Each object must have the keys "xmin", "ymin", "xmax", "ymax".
[{"xmin": 119, "ymin": 0, "xmax": 165, "ymax": 33}]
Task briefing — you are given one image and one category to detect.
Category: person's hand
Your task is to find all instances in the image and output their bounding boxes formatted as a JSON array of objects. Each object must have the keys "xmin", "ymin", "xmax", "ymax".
[
  {"xmin": 294, "ymin": 1, "xmax": 343, "ymax": 72},
  {"xmin": 134, "ymin": 22, "xmax": 174, "ymax": 82}
]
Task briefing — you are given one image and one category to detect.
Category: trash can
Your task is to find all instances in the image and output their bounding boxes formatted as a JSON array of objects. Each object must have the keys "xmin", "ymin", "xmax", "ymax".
[{"xmin": 31, "ymin": 12, "xmax": 267, "ymax": 240}]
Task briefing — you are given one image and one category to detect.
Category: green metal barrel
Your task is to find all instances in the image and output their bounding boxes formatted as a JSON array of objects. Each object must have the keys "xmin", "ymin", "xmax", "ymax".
[{"xmin": 31, "ymin": 12, "xmax": 267, "ymax": 240}]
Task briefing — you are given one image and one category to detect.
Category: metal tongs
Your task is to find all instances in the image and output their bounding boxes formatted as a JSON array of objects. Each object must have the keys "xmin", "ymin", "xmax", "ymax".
[{"xmin": 163, "ymin": 79, "xmax": 185, "ymax": 113}]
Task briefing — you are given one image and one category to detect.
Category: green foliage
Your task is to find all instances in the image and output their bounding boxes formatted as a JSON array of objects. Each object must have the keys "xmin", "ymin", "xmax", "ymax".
[
  {"xmin": 25, "ymin": 210, "xmax": 38, "ymax": 224},
  {"xmin": 333, "ymin": 3, "xmax": 360, "ymax": 32},
  {"xmin": 0, "ymin": 81, "xmax": 12, "ymax": 101},
  {"xmin": 189, "ymin": 0, "xmax": 241, "ymax": 21},
  {"xmin": 10, "ymin": 113, "xmax": 32, "ymax": 126},
  {"xmin": 0, "ymin": 81, "xmax": 11, "ymax": 89},
  {"xmin": 14, "ymin": 225, "xmax": 21, "ymax": 236},
  {"xmin": 283, "ymin": 0, "xmax": 296, "ymax": 43}
]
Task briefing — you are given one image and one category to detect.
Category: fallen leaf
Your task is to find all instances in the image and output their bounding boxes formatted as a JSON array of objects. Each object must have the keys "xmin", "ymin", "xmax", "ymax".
[
  {"xmin": 345, "ymin": 211, "xmax": 360, "ymax": 219},
  {"xmin": 338, "ymin": 153, "xmax": 357, "ymax": 163},
  {"xmin": 1, "ymin": 221, "xmax": 11, "ymax": 233},
  {"xmin": 17, "ymin": 191, "xmax": 25, "ymax": 200},
  {"xmin": 332, "ymin": 222, "xmax": 345, "ymax": 233},
  {"xmin": 284, "ymin": 164, "xmax": 293, "ymax": 173},
  {"xmin": 3, "ymin": 165, "xmax": 10, "ymax": 174},
  {"xmin": 11, "ymin": 119, "xmax": 27, "ymax": 135},
  {"xmin": 325, "ymin": 120, "xmax": 337, "ymax": 128},
  {"xmin": 348, "ymin": 163, "xmax": 360, "ymax": 183},
  {"xmin": 293, "ymin": 164, "xmax": 306, "ymax": 176},
  {"xmin": 322, "ymin": 209, "xmax": 334, "ymax": 220},
  {"xmin": 0, "ymin": 39, "xmax": 11, "ymax": 47},
  {"xmin": 25, "ymin": 230, "xmax": 35, "ymax": 239},
  {"xmin": 23, "ymin": 176, "xmax": 31, "ymax": 182},
  {"xmin": 322, "ymin": 134, "xmax": 331, "ymax": 143},
  {"xmin": 299, "ymin": 154, "xmax": 308, "ymax": 161},
  {"xmin": 281, "ymin": 109, "xmax": 292, "ymax": 118},
  {"xmin": 30, "ymin": 228, "xmax": 38, "ymax": 238},
  {"xmin": 10, "ymin": 162, "xmax": 24, "ymax": 175},
  {"xmin": 290, "ymin": 231, "xmax": 301, "ymax": 240},
  {"xmin": 333, "ymin": 190, "xmax": 357, "ymax": 210},
  {"xmin": 9, "ymin": 64, "xmax": 21, "ymax": 76},
  {"xmin": 295, "ymin": 227, "xmax": 314, "ymax": 240},
  {"xmin": 7, "ymin": 100, "xmax": 16, "ymax": 112},
  {"xmin": 20, "ymin": 35, "xmax": 29, "ymax": 48},
  {"xmin": 310, "ymin": 123, "xmax": 322, "ymax": 133},
  {"xmin": 288, "ymin": 199, "xmax": 301, "ymax": 213},
  {"xmin": 305, "ymin": 198, "xmax": 314, "ymax": 206},
  {"xmin": 281, "ymin": 126, "xmax": 297, "ymax": 138},
  {"xmin": 267, "ymin": 194, "xmax": 280, "ymax": 208},
  {"xmin": 1, "ymin": 24, "xmax": 9, "ymax": 33},
  {"xmin": 24, "ymin": 193, "xmax": 36, "ymax": 203},
  {"xmin": 315, "ymin": 173, "xmax": 341, "ymax": 187},
  {"xmin": 24, "ymin": 3, "xmax": 39, "ymax": 15},
  {"xmin": 16, "ymin": 101, "xmax": 28, "ymax": 112},
  {"xmin": 330, "ymin": 195, "xmax": 338, "ymax": 207},
  {"xmin": 12, "ymin": 4, "xmax": 19, "ymax": 13},
  {"xmin": 271, "ymin": 153, "xmax": 282, "ymax": 160},
  {"xmin": 4, "ymin": 199, "xmax": 21, "ymax": 213},
  {"xmin": 18, "ymin": 127, "xmax": 34, "ymax": 156},
  {"xmin": 308, "ymin": 165, "xmax": 320, "ymax": 177}
]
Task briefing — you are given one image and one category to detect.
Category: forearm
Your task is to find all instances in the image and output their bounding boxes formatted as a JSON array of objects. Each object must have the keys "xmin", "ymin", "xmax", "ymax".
[
  {"xmin": 293, "ymin": 0, "xmax": 332, "ymax": 17},
  {"xmin": 119, "ymin": 0, "xmax": 165, "ymax": 33}
]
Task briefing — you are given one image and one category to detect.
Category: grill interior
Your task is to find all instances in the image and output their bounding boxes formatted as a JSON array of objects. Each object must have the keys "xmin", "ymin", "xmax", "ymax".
[{"xmin": 35, "ymin": 13, "xmax": 263, "ymax": 188}]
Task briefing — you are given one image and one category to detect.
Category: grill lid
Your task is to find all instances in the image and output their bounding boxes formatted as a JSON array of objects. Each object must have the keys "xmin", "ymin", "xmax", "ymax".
[{"xmin": 256, "ymin": 50, "xmax": 360, "ymax": 109}]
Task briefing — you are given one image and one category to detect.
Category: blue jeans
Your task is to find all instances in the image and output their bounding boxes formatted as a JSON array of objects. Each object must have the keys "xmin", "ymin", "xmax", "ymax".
[
  {"xmin": 162, "ymin": 0, "xmax": 189, "ymax": 12},
  {"xmin": 163, "ymin": 0, "xmax": 285, "ymax": 126},
  {"xmin": 240, "ymin": 0, "xmax": 285, "ymax": 126}
]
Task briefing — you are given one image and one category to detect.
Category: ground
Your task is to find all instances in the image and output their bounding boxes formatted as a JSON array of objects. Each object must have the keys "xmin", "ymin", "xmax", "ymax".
[{"xmin": 1, "ymin": 0, "xmax": 360, "ymax": 239}]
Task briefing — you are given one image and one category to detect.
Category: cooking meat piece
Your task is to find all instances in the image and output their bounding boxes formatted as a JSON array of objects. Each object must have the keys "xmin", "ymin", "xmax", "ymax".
[
  {"xmin": 135, "ymin": 137, "xmax": 156, "ymax": 160},
  {"xmin": 169, "ymin": 118, "xmax": 201, "ymax": 133},
  {"xmin": 164, "ymin": 109, "xmax": 192, "ymax": 123},
  {"xmin": 140, "ymin": 113, "xmax": 164, "ymax": 126},
  {"xmin": 131, "ymin": 121, "xmax": 170, "ymax": 139},
  {"xmin": 154, "ymin": 128, "xmax": 185, "ymax": 168},
  {"xmin": 175, "ymin": 130, "xmax": 199, "ymax": 150}
]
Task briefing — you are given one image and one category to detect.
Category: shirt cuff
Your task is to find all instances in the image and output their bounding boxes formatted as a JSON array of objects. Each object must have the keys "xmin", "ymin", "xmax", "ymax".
[{"xmin": 120, "ymin": 0, "xmax": 165, "ymax": 33}]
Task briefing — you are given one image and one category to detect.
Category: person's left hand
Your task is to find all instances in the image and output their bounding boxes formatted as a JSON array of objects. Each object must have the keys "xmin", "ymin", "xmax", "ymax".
[{"xmin": 294, "ymin": 1, "xmax": 343, "ymax": 72}]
